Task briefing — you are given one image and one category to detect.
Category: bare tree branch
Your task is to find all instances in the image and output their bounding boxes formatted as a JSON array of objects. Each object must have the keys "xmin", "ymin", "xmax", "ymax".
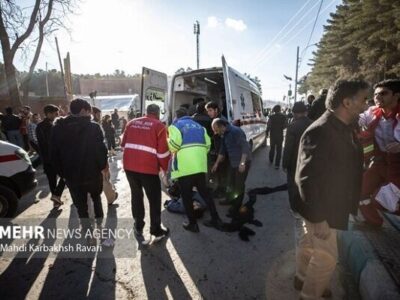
[{"xmin": 10, "ymin": 0, "xmax": 41, "ymax": 58}]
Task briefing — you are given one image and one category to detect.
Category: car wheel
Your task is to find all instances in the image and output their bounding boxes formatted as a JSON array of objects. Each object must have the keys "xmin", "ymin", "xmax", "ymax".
[{"xmin": 0, "ymin": 185, "xmax": 18, "ymax": 217}]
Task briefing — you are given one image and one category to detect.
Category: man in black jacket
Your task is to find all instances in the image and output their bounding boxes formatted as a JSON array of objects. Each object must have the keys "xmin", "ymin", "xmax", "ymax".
[
  {"xmin": 308, "ymin": 88, "xmax": 328, "ymax": 121},
  {"xmin": 36, "ymin": 105, "xmax": 66, "ymax": 208},
  {"xmin": 266, "ymin": 105, "xmax": 287, "ymax": 169},
  {"xmin": 51, "ymin": 99, "xmax": 108, "ymax": 229},
  {"xmin": 2, "ymin": 107, "xmax": 23, "ymax": 147},
  {"xmin": 294, "ymin": 80, "xmax": 368, "ymax": 299},
  {"xmin": 282, "ymin": 102, "xmax": 312, "ymax": 214},
  {"xmin": 192, "ymin": 102, "xmax": 212, "ymax": 138}
]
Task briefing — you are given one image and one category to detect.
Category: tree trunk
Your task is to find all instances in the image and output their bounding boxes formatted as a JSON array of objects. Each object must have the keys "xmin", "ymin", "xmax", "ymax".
[
  {"xmin": 3, "ymin": 52, "xmax": 22, "ymax": 108},
  {"xmin": 22, "ymin": 0, "xmax": 54, "ymax": 104},
  {"xmin": 0, "ymin": 0, "xmax": 41, "ymax": 108},
  {"xmin": 22, "ymin": 76, "xmax": 31, "ymax": 104}
]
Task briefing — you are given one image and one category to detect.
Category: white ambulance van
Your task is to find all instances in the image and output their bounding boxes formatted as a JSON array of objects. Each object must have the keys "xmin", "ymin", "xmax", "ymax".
[
  {"xmin": 139, "ymin": 56, "xmax": 267, "ymax": 151},
  {"xmin": 0, "ymin": 140, "xmax": 37, "ymax": 217}
]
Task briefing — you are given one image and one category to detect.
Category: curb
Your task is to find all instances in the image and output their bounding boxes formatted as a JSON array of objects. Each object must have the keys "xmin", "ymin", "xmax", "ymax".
[{"xmin": 337, "ymin": 223, "xmax": 400, "ymax": 300}]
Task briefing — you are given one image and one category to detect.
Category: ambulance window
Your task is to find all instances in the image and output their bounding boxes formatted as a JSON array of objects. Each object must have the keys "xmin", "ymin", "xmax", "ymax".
[
  {"xmin": 144, "ymin": 88, "xmax": 165, "ymax": 119},
  {"xmin": 251, "ymin": 93, "xmax": 262, "ymax": 117}
]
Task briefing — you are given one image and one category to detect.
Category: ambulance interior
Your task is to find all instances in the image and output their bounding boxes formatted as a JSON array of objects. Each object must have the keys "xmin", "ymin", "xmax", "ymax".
[{"xmin": 171, "ymin": 71, "xmax": 228, "ymax": 120}]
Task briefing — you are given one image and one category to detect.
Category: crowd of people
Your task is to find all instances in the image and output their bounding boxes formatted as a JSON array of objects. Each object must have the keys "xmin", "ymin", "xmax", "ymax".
[
  {"xmin": 282, "ymin": 79, "xmax": 400, "ymax": 300},
  {"xmin": 1, "ymin": 78, "xmax": 399, "ymax": 299}
]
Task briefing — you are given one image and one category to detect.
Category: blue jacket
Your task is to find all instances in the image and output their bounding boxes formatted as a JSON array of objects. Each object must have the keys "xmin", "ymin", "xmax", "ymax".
[
  {"xmin": 168, "ymin": 116, "xmax": 210, "ymax": 179},
  {"xmin": 220, "ymin": 124, "xmax": 251, "ymax": 168}
]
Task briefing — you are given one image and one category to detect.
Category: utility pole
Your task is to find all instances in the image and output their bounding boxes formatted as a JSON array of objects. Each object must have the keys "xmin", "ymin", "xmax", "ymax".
[
  {"xmin": 193, "ymin": 20, "xmax": 200, "ymax": 69},
  {"xmin": 55, "ymin": 37, "xmax": 67, "ymax": 100},
  {"xmin": 294, "ymin": 46, "xmax": 299, "ymax": 103},
  {"xmin": 45, "ymin": 62, "xmax": 49, "ymax": 96}
]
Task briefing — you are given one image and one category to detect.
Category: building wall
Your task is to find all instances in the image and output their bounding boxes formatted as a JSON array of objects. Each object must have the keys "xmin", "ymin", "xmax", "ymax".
[{"xmin": 79, "ymin": 78, "xmax": 141, "ymax": 96}]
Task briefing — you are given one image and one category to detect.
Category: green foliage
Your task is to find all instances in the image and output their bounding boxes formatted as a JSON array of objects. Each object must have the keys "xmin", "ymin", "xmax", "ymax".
[
  {"xmin": 303, "ymin": 0, "xmax": 400, "ymax": 93},
  {"xmin": 244, "ymin": 73, "xmax": 263, "ymax": 95}
]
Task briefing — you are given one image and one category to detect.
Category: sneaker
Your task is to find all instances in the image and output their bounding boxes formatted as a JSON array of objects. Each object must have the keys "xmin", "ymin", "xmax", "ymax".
[
  {"xmin": 203, "ymin": 218, "xmax": 223, "ymax": 230},
  {"xmin": 152, "ymin": 227, "xmax": 170, "ymax": 242},
  {"xmin": 182, "ymin": 221, "xmax": 199, "ymax": 233},
  {"xmin": 294, "ymin": 276, "xmax": 332, "ymax": 298},
  {"xmin": 275, "ymin": 165, "xmax": 279, "ymax": 170}
]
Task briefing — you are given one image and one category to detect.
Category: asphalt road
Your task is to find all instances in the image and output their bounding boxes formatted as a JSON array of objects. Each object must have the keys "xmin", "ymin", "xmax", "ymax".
[{"xmin": 0, "ymin": 146, "xmax": 350, "ymax": 300}]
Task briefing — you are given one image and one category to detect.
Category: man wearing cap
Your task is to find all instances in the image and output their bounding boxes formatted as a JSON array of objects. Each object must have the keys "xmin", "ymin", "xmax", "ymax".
[{"xmin": 283, "ymin": 102, "xmax": 312, "ymax": 214}]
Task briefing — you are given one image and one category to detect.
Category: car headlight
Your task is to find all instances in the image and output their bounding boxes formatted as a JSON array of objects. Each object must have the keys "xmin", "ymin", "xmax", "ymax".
[{"xmin": 15, "ymin": 148, "xmax": 32, "ymax": 165}]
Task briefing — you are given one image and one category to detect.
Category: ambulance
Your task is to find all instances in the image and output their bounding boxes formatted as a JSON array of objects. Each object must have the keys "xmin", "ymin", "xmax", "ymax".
[
  {"xmin": 139, "ymin": 56, "xmax": 267, "ymax": 151},
  {"xmin": 0, "ymin": 141, "xmax": 37, "ymax": 217}
]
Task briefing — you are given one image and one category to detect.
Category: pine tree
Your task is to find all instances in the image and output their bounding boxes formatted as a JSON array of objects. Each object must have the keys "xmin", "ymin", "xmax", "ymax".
[{"xmin": 303, "ymin": 0, "xmax": 400, "ymax": 93}]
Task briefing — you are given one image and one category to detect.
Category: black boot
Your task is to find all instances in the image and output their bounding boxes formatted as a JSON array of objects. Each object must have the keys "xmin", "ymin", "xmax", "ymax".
[{"xmin": 183, "ymin": 221, "xmax": 199, "ymax": 233}]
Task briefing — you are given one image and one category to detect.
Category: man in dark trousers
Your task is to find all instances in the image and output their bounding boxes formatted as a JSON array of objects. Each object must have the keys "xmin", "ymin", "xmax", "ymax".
[
  {"xmin": 211, "ymin": 118, "xmax": 252, "ymax": 217},
  {"xmin": 295, "ymin": 80, "xmax": 368, "ymax": 299},
  {"xmin": 308, "ymin": 88, "xmax": 328, "ymax": 120},
  {"xmin": 282, "ymin": 102, "xmax": 312, "ymax": 214},
  {"xmin": 266, "ymin": 104, "xmax": 287, "ymax": 169},
  {"xmin": 206, "ymin": 101, "xmax": 229, "ymax": 201},
  {"xmin": 111, "ymin": 108, "xmax": 120, "ymax": 130},
  {"xmin": 36, "ymin": 105, "xmax": 66, "ymax": 208},
  {"xmin": 51, "ymin": 99, "xmax": 108, "ymax": 230},
  {"xmin": 121, "ymin": 104, "xmax": 170, "ymax": 241},
  {"xmin": 168, "ymin": 108, "xmax": 222, "ymax": 233}
]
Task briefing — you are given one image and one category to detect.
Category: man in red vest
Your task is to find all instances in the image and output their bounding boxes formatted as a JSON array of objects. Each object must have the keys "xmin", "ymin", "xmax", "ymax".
[
  {"xmin": 359, "ymin": 79, "xmax": 400, "ymax": 226},
  {"xmin": 121, "ymin": 104, "xmax": 171, "ymax": 241}
]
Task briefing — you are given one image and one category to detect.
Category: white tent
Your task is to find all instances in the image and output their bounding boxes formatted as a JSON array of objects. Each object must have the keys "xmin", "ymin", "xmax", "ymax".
[{"xmin": 82, "ymin": 94, "xmax": 140, "ymax": 118}]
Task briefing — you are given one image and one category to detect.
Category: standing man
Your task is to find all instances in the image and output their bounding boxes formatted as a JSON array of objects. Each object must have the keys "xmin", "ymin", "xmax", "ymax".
[
  {"xmin": 121, "ymin": 104, "xmax": 170, "ymax": 241},
  {"xmin": 266, "ymin": 105, "xmax": 287, "ymax": 169},
  {"xmin": 309, "ymin": 89, "xmax": 328, "ymax": 121},
  {"xmin": 111, "ymin": 108, "xmax": 120, "ymax": 130},
  {"xmin": 306, "ymin": 94, "xmax": 315, "ymax": 113},
  {"xmin": 295, "ymin": 80, "xmax": 368, "ymax": 299},
  {"xmin": 51, "ymin": 99, "xmax": 108, "ymax": 229},
  {"xmin": 358, "ymin": 79, "xmax": 400, "ymax": 226},
  {"xmin": 282, "ymin": 102, "xmax": 312, "ymax": 214},
  {"xmin": 20, "ymin": 106, "xmax": 32, "ymax": 151},
  {"xmin": 192, "ymin": 102, "xmax": 212, "ymax": 138},
  {"xmin": 205, "ymin": 101, "xmax": 229, "ymax": 200},
  {"xmin": 36, "ymin": 105, "xmax": 66, "ymax": 208},
  {"xmin": 168, "ymin": 107, "xmax": 222, "ymax": 232},
  {"xmin": 2, "ymin": 107, "xmax": 23, "ymax": 147},
  {"xmin": 28, "ymin": 113, "xmax": 40, "ymax": 154},
  {"xmin": 211, "ymin": 118, "xmax": 252, "ymax": 217}
]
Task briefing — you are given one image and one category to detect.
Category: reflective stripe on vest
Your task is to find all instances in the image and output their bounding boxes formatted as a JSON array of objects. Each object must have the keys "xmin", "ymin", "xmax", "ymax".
[{"xmin": 125, "ymin": 143, "xmax": 170, "ymax": 158}]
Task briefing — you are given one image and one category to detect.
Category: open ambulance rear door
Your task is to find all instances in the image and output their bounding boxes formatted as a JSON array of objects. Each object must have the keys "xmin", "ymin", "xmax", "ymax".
[{"xmin": 140, "ymin": 67, "xmax": 168, "ymax": 121}]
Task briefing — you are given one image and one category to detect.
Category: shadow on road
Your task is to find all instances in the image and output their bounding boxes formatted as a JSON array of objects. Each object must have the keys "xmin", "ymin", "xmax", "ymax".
[
  {"xmin": 0, "ymin": 209, "xmax": 62, "ymax": 300},
  {"xmin": 140, "ymin": 240, "xmax": 192, "ymax": 299}
]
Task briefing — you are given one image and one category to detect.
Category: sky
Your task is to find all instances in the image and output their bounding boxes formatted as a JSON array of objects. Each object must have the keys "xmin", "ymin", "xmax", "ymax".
[{"xmin": 15, "ymin": 0, "xmax": 342, "ymax": 102}]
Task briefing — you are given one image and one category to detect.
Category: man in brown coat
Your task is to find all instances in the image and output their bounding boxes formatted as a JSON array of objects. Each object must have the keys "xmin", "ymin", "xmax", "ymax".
[{"xmin": 295, "ymin": 80, "xmax": 369, "ymax": 299}]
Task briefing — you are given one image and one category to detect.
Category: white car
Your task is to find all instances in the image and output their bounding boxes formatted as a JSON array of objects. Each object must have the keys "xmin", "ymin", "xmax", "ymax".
[{"xmin": 0, "ymin": 140, "xmax": 37, "ymax": 217}]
